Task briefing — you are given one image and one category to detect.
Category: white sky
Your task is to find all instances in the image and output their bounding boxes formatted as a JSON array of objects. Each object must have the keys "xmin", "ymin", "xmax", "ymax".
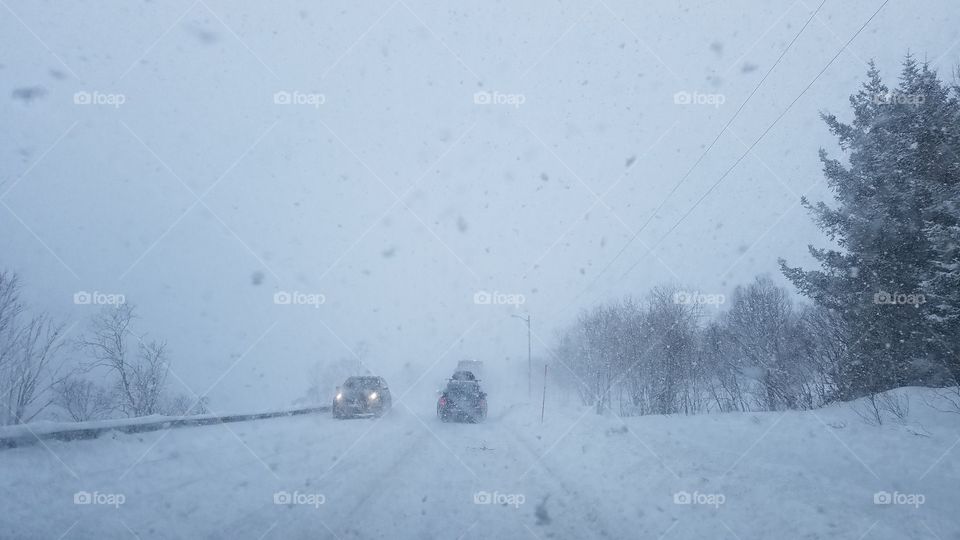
[{"xmin": 2, "ymin": 0, "xmax": 959, "ymax": 410}]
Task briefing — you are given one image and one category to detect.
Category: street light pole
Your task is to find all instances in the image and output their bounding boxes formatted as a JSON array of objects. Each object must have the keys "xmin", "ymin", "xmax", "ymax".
[{"xmin": 512, "ymin": 313, "xmax": 531, "ymax": 399}]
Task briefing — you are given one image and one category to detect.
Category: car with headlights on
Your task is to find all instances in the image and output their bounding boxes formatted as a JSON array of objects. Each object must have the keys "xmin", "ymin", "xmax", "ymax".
[{"xmin": 333, "ymin": 376, "xmax": 392, "ymax": 418}]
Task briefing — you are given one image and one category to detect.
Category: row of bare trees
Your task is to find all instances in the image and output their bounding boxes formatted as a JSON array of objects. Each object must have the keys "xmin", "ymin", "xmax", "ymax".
[
  {"xmin": 0, "ymin": 270, "xmax": 207, "ymax": 425},
  {"xmin": 552, "ymin": 276, "xmax": 845, "ymax": 416}
]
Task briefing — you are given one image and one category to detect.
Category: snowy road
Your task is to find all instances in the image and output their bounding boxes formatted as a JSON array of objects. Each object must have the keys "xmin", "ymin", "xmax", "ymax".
[{"xmin": 2, "ymin": 390, "xmax": 959, "ymax": 539}]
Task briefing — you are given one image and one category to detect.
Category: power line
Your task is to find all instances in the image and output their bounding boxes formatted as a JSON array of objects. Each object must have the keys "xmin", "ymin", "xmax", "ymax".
[
  {"xmin": 617, "ymin": 0, "xmax": 890, "ymax": 282},
  {"xmin": 561, "ymin": 0, "xmax": 827, "ymax": 312}
]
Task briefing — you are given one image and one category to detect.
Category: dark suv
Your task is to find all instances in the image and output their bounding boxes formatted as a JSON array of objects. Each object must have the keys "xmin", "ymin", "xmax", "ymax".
[
  {"xmin": 333, "ymin": 376, "xmax": 392, "ymax": 419},
  {"xmin": 437, "ymin": 378, "xmax": 487, "ymax": 423}
]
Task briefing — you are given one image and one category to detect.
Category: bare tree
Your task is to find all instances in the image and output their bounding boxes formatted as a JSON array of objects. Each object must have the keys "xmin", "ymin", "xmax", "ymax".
[
  {"xmin": 879, "ymin": 390, "xmax": 910, "ymax": 422},
  {"xmin": 724, "ymin": 276, "xmax": 803, "ymax": 410},
  {"xmin": 55, "ymin": 377, "xmax": 113, "ymax": 422},
  {"xmin": 78, "ymin": 304, "xmax": 171, "ymax": 417},
  {"xmin": 796, "ymin": 304, "xmax": 844, "ymax": 406},
  {"xmin": 700, "ymin": 320, "xmax": 747, "ymax": 413},
  {"xmin": 926, "ymin": 385, "xmax": 960, "ymax": 414},
  {"xmin": 129, "ymin": 339, "xmax": 169, "ymax": 416},
  {"xmin": 3, "ymin": 314, "xmax": 67, "ymax": 423},
  {"xmin": 559, "ymin": 288, "xmax": 703, "ymax": 417},
  {"xmin": 162, "ymin": 392, "xmax": 209, "ymax": 416},
  {"xmin": 852, "ymin": 392, "xmax": 884, "ymax": 426},
  {"xmin": 0, "ymin": 271, "xmax": 67, "ymax": 425},
  {"xmin": 644, "ymin": 286, "xmax": 702, "ymax": 415},
  {"xmin": 0, "ymin": 272, "xmax": 26, "ymax": 381}
]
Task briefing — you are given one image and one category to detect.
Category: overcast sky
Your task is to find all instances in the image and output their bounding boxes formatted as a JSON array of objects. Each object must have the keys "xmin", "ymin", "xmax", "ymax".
[{"xmin": 2, "ymin": 0, "xmax": 959, "ymax": 410}]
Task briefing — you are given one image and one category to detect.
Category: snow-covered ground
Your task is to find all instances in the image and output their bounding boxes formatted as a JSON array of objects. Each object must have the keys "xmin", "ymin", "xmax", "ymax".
[{"xmin": 1, "ymin": 388, "xmax": 958, "ymax": 539}]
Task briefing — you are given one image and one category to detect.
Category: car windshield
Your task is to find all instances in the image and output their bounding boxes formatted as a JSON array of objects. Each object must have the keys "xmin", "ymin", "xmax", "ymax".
[{"xmin": 3, "ymin": 3, "xmax": 959, "ymax": 540}]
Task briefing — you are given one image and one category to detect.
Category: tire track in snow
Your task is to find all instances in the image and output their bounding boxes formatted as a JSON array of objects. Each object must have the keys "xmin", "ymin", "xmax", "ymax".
[{"xmin": 502, "ymin": 421, "xmax": 616, "ymax": 538}]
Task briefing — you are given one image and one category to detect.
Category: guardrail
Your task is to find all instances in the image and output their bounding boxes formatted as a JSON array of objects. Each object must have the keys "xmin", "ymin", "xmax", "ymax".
[{"xmin": 0, "ymin": 405, "xmax": 331, "ymax": 450}]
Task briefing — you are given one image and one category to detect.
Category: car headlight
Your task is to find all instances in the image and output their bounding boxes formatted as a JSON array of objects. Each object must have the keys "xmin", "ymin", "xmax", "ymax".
[
  {"xmin": 335, "ymin": 393, "xmax": 343, "ymax": 401},
  {"xmin": 368, "ymin": 392, "xmax": 378, "ymax": 401}
]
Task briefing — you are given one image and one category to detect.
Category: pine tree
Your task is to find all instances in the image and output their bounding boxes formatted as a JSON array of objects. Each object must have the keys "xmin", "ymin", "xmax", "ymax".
[
  {"xmin": 780, "ymin": 56, "xmax": 959, "ymax": 398},
  {"xmin": 919, "ymin": 65, "xmax": 960, "ymax": 384}
]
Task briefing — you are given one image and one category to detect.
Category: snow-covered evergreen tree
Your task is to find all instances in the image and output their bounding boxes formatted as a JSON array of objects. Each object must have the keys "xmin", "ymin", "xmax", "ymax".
[
  {"xmin": 917, "ymin": 65, "xmax": 960, "ymax": 385},
  {"xmin": 781, "ymin": 56, "xmax": 960, "ymax": 397}
]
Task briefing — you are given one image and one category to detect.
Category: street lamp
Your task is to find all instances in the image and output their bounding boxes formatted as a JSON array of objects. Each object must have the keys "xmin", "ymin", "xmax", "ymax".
[{"xmin": 511, "ymin": 313, "xmax": 531, "ymax": 398}]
